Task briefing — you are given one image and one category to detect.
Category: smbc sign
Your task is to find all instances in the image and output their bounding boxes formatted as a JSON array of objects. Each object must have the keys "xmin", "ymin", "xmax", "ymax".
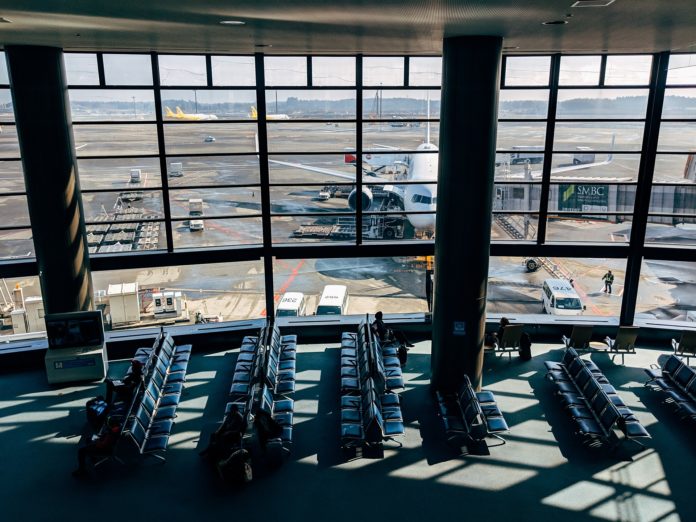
[{"xmin": 559, "ymin": 184, "xmax": 609, "ymax": 212}]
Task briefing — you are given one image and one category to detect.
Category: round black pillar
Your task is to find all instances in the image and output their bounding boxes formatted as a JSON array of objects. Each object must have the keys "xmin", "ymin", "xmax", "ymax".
[
  {"xmin": 431, "ymin": 36, "xmax": 502, "ymax": 392},
  {"xmin": 6, "ymin": 46, "xmax": 93, "ymax": 313}
]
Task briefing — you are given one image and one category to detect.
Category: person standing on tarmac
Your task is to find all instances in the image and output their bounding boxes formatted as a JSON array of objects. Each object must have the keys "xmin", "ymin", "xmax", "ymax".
[{"xmin": 602, "ymin": 270, "xmax": 615, "ymax": 294}]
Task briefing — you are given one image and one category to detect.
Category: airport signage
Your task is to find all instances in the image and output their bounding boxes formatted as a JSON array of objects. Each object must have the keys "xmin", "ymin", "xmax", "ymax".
[{"xmin": 559, "ymin": 184, "xmax": 609, "ymax": 213}]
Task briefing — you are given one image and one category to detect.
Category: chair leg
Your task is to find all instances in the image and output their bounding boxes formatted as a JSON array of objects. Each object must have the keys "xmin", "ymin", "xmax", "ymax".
[{"xmin": 488, "ymin": 433, "xmax": 507, "ymax": 446}]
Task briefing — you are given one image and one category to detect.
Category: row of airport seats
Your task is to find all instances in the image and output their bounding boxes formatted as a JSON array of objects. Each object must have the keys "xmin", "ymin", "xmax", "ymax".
[
  {"xmin": 645, "ymin": 354, "xmax": 696, "ymax": 421},
  {"xmin": 436, "ymin": 374, "xmax": 509, "ymax": 447},
  {"xmin": 121, "ymin": 332, "xmax": 192, "ymax": 461},
  {"xmin": 340, "ymin": 319, "xmax": 405, "ymax": 451},
  {"xmin": 225, "ymin": 324, "xmax": 297, "ymax": 459},
  {"xmin": 545, "ymin": 347, "xmax": 650, "ymax": 449},
  {"xmin": 562, "ymin": 325, "xmax": 639, "ymax": 365}
]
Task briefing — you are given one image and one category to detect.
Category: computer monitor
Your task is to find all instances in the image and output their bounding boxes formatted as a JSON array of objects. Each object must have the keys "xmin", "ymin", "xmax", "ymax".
[{"xmin": 45, "ymin": 311, "xmax": 104, "ymax": 349}]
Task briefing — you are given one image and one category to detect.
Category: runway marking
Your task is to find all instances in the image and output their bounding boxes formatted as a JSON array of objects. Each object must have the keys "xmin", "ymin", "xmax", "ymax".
[
  {"xmin": 261, "ymin": 258, "xmax": 305, "ymax": 317},
  {"xmin": 75, "ymin": 143, "xmax": 89, "ymax": 150}
]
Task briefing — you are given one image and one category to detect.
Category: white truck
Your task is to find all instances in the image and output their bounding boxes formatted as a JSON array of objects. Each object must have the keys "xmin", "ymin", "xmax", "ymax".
[
  {"xmin": 573, "ymin": 146, "xmax": 596, "ymax": 165},
  {"xmin": 169, "ymin": 162, "xmax": 183, "ymax": 177},
  {"xmin": 188, "ymin": 198, "xmax": 203, "ymax": 216},
  {"xmin": 129, "ymin": 169, "xmax": 142, "ymax": 183}
]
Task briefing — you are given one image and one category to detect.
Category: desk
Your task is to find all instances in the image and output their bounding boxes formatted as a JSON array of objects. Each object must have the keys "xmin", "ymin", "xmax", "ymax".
[{"xmin": 44, "ymin": 345, "xmax": 108, "ymax": 384}]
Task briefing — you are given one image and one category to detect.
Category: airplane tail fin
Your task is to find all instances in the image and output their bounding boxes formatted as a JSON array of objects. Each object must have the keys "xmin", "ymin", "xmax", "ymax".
[
  {"xmin": 250, "ymin": 106, "xmax": 258, "ymax": 119},
  {"xmin": 425, "ymin": 92, "xmax": 431, "ymax": 144},
  {"xmin": 607, "ymin": 133, "xmax": 615, "ymax": 163},
  {"xmin": 164, "ymin": 106, "xmax": 175, "ymax": 118},
  {"xmin": 176, "ymin": 107, "xmax": 184, "ymax": 116}
]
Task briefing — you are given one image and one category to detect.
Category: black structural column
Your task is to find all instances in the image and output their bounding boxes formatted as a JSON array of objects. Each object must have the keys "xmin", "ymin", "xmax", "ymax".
[
  {"xmin": 431, "ymin": 36, "xmax": 502, "ymax": 392},
  {"xmin": 6, "ymin": 46, "xmax": 93, "ymax": 313}
]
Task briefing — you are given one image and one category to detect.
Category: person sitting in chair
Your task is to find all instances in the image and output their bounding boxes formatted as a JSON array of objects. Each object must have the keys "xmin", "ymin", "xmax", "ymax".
[
  {"xmin": 372, "ymin": 311, "xmax": 414, "ymax": 347},
  {"xmin": 200, "ymin": 404, "xmax": 247, "ymax": 462},
  {"xmin": 105, "ymin": 359, "xmax": 144, "ymax": 405},
  {"xmin": 72, "ymin": 416, "xmax": 121, "ymax": 478}
]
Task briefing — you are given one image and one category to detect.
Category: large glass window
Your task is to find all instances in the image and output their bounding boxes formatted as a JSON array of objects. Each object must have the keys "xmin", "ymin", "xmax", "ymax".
[
  {"xmin": 92, "ymin": 261, "xmax": 266, "ymax": 330},
  {"xmin": 487, "ymin": 256, "xmax": 626, "ymax": 318},
  {"xmin": 0, "ymin": 65, "xmax": 34, "ymax": 260},
  {"xmin": 273, "ymin": 256, "xmax": 428, "ymax": 317},
  {"xmin": 3, "ymin": 50, "xmax": 689, "ymax": 335}
]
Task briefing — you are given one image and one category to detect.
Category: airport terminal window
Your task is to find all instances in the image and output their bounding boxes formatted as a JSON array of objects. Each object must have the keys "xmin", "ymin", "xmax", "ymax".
[
  {"xmin": 103, "ymin": 54, "xmax": 153, "ymax": 86},
  {"xmin": 311, "ymin": 57, "xmax": 355, "ymax": 86},
  {"xmin": 10, "ymin": 50, "xmax": 696, "ymax": 333},
  {"xmin": 264, "ymin": 57, "xmax": 307, "ymax": 87},
  {"xmin": 272, "ymin": 256, "xmax": 428, "ymax": 317},
  {"xmin": 363, "ymin": 57, "xmax": 405, "ymax": 87},
  {"xmin": 266, "ymin": 90, "xmax": 357, "ymax": 119},
  {"xmin": 63, "ymin": 53, "xmax": 99, "ymax": 85},
  {"xmin": 498, "ymin": 90, "xmax": 549, "ymax": 119},
  {"xmin": 91, "ymin": 260, "xmax": 266, "ymax": 330},
  {"xmin": 158, "ymin": 55, "xmax": 207, "ymax": 86},
  {"xmin": 636, "ymin": 259, "xmax": 696, "ymax": 321},
  {"xmin": 503, "ymin": 56, "xmax": 550, "ymax": 87},
  {"xmin": 161, "ymin": 89, "xmax": 256, "ymax": 120},
  {"xmin": 0, "ymin": 275, "xmax": 44, "ymax": 336},
  {"xmin": 559, "ymin": 56, "xmax": 602, "ymax": 86},
  {"xmin": 171, "ymin": 217, "xmax": 263, "ymax": 249},
  {"xmin": 211, "ymin": 56, "xmax": 256, "ymax": 86},
  {"xmin": 604, "ymin": 55, "xmax": 652, "ymax": 86},
  {"xmin": 408, "ymin": 57, "xmax": 442, "ymax": 86},
  {"xmin": 646, "ymin": 73, "xmax": 696, "ymax": 245},
  {"xmin": 69, "ymin": 90, "xmax": 157, "ymax": 121},
  {"xmin": 0, "ymin": 51, "xmax": 7, "ymax": 84},
  {"xmin": 666, "ymin": 54, "xmax": 696, "ymax": 85},
  {"xmin": 487, "ymin": 256, "xmax": 626, "ymax": 318},
  {"xmin": 0, "ymin": 67, "xmax": 34, "ymax": 260}
]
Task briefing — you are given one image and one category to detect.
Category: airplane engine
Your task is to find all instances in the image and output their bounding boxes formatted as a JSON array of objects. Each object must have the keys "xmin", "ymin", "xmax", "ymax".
[{"xmin": 348, "ymin": 187, "xmax": 373, "ymax": 211}]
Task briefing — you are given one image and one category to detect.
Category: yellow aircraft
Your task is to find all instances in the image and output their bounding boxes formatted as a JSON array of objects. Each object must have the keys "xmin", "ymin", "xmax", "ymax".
[
  {"xmin": 164, "ymin": 106, "xmax": 218, "ymax": 120},
  {"xmin": 249, "ymin": 106, "xmax": 290, "ymax": 120}
]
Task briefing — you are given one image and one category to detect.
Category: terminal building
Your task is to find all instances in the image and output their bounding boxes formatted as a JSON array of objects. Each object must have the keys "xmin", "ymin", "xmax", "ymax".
[{"xmin": 1, "ymin": 1, "xmax": 696, "ymax": 520}]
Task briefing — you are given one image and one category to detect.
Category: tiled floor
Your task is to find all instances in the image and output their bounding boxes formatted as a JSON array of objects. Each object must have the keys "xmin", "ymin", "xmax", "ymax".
[{"xmin": 0, "ymin": 340, "xmax": 691, "ymax": 522}]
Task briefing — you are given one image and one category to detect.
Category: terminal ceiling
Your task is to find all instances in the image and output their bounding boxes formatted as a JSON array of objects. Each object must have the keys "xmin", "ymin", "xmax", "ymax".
[{"xmin": 1, "ymin": 1, "xmax": 696, "ymax": 55}]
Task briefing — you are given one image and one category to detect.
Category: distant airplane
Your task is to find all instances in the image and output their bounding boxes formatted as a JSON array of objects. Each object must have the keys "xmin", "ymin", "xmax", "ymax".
[
  {"xmin": 164, "ymin": 106, "xmax": 218, "ymax": 121},
  {"xmin": 249, "ymin": 106, "xmax": 290, "ymax": 121}
]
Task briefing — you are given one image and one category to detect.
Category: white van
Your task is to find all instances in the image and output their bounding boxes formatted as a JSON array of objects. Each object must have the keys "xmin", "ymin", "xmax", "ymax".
[
  {"xmin": 316, "ymin": 285, "xmax": 349, "ymax": 315},
  {"xmin": 541, "ymin": 279, "xmax": 585, "ymax": 315},
  {"xmin": 276, "ymin": 292, "xmax": 306, "ymax": 317}
]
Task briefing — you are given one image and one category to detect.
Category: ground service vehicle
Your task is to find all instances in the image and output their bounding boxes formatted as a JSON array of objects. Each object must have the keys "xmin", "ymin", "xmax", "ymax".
[
  {"xmin": 276, "ymin": 292, "xmax": 307, "ymax": 317},
  {"xmin": 541, "ymin": 279, "xmax": 585, "ymax": 315},
  {"xmin": 189, "ymin": 219, "xmax": 204, "ymax": 231},
  {"xmin": 189, "ymin": 198, "xmax": 203, "ymax": 216},
  {"xmin": 316, "ymin": 285, "xmax": 349, "ymax": 315}
]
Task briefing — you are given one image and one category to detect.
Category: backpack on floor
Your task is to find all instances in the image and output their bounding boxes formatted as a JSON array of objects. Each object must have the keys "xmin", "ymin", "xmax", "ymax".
[
  {"xmin": 398, "ymin": 345, "xmax": 408, "ymax": 366},
  {"xmin": 519, "ymin": 333, "xmax": 532, "ymax": 361}
]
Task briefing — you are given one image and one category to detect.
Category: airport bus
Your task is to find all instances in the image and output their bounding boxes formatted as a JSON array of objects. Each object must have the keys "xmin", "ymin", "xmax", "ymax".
[
  {"xmin": 541, "ymin": 279, "xmax": 585, "ymax": 315},
  {"xmin": 316, "ymin": 285, "xmax": 349, "ymax": 315},
  {"xmin": 276, "ymin": 292, "xmax": 307, "ymax": 317}
]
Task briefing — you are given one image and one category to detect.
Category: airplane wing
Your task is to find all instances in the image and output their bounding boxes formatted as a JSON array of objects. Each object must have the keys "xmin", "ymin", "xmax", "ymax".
[{"xmin": 268, "ymin": 158, "xmax": 394, "ymax": 183}]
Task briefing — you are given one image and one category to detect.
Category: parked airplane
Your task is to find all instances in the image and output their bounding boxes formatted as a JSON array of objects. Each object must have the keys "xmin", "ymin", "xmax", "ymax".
[
  {"xmin": 263, "ymin": 115, "xmax": 615, "ymax": 235},
  {"xmin": 249, "ymin": 106, "xmax": 290, "ymax": 120},
  {"xmin": 164, "ymin": 106, "xmax": 218, "ymax": 121}
]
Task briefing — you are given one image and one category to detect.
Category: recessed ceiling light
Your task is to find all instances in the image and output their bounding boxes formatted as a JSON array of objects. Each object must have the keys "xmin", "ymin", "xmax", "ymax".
[
  {"xmin": 0, "ymin": 17, "xmax": 12, "ymax": 23},
  {"xmin": 220, "ymin": 20, "xmax": 246, "ymax": 26},
  {"xmin": 542, "ymin": 20, "xmax": 569, "ymax": 25},
  {"xmin": 571, "ymin": 0, "xmax": 616, "ymax": 7}
]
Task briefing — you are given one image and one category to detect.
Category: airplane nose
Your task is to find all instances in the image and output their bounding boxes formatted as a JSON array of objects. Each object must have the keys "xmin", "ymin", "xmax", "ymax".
[{"xmin": 409, "ymin": 213, "xmax": 436, "ymax": 230}]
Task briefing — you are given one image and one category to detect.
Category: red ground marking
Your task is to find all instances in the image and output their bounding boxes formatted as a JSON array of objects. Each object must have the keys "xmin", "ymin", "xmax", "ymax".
[{"xmin": 260, "ymin": 258, "xmax": 306, "ymax": 316}]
